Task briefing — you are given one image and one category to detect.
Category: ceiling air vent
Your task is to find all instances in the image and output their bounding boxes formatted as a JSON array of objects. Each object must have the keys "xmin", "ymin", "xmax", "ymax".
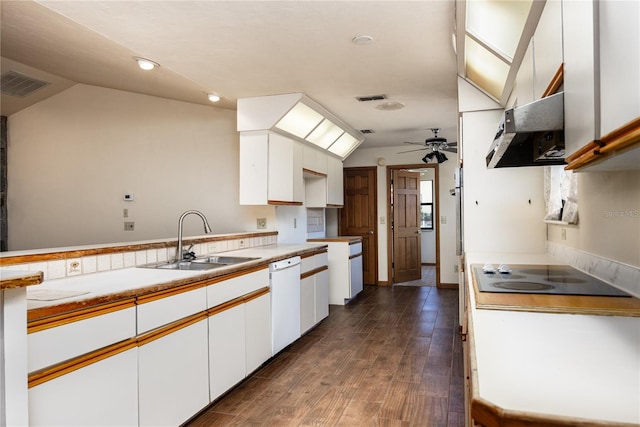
[
  {"xmin": 360, "ymin": 129, "xmax": 375, "ymax": 134},
  {"xmin": 1, "ymin": 71, "xmax": 50, "ymax": 97},
  {"xmin": 356, "ymin": 94, "xmax": 387, "ymax": 102}
]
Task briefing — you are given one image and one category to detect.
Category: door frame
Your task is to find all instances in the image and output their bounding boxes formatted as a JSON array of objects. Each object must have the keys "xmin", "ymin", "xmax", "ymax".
[{"xmin": 386, "ymin": 164, "xmax": 440, "ymax": 287}]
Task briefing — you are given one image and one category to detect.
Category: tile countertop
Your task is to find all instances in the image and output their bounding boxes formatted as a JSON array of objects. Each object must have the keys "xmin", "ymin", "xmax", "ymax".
[
  {"xmin": 22, "ymin": 243, "xmax": 326, "ymax": 320},
  {"xmin": 465, "ymin": 252, "xmax": 640, "ymax": 425}
]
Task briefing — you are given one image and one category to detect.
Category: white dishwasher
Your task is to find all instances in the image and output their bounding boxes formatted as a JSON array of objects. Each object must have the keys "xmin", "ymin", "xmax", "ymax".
[{"xmin": 270, "ymin": 256, "xmax": 301, "ymax": 355}]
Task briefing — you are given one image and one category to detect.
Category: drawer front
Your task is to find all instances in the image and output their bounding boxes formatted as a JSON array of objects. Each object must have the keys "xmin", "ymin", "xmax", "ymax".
[
  {"xmin": 300, "ymin": 255, "xmax": 315, "ymax": 274},
  {"xmin": 349, "ymin": 242, "xmax": 363, "ymax": 256},
  {"xmin": 207, "ymin": 268, "xmax": 269, "ymax": 308},
  {"xmin": 314, "ymin": 252, "xmax": 329, "ymax": 267},
  {"xmin": 137, "ymin": 287, "xmax": 207, "ymax": 334},
  {"xmin": 28, "ymin": 307, "xmax": 136, "ymax": 373}
]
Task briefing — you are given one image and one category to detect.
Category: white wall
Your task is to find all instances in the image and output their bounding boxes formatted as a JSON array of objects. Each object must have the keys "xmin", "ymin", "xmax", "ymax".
[
  {"xmin": 7, "ymin": 84, "xmax": 274, "ymax": 250},
  {"xmin": 547, "ymin": 171, "xmax": 640, "ymax": 267},
  {"xmin": 343, "ymin": 146, "xmax": 458, "ymax": 284},
  {"xmin": 461, "ymin": 110, "xmax": 547, "ymax": 255}
]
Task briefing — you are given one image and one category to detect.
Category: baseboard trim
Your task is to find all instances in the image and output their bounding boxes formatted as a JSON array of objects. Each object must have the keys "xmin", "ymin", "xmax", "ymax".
[
  {"xmin": 377, "ymin": 280, "xmax": 391, "ymax": 287},
  {"xmin": 438, "ymin": 282, "xmax": 458, "ymax": 289}
]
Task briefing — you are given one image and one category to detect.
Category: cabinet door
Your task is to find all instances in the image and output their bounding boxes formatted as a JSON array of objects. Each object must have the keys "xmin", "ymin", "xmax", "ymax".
[
  {"xmin": 315, "ymin": 269, "xmax": 329, "ymax": 323},
  {"xmin": 239, "ymin": 132, "xmax": 269, "ymax": 205},
  {"xmin": 268, "ymin": 133, "xmax": 303, "ymax": 204},
  {"xmin": 209, "ymin": 304, "xmax": 246, "ymax": 401},
  {"xmin": 245, "ymin": 292, "xmax": 271, "ymax": 375},
  {"xmin": 563, "ymin": 0, "xmax": 599, "ymax": 156},
  {"xmin": 599, "ymin": 0, "xmax": 640, "ymax": 136},
  {"xmin": 533, "ymin": 0, "xmax": 563, "ymax": 98},
  {"xmin": 326, "ymin": 156, "xmax": 344, "ymax": 206},
  {"xmin": 29, "ymin": 348, "xmax": 138, "ymax": 427},
  {"xmin": 300, "ymin": 275, "xmax": 315, "ymax": 334},
  {"xmin": 138, "ymin": 319, "xmax": 209, "ymax": 427},
  {"xmin": 349, "ymin": 255, "xmax": 364, "ymax": 298}
]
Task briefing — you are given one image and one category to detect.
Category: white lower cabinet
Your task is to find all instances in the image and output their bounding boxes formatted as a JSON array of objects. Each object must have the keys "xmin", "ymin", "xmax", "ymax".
[
  {"xmin": 138, "ymin": 318, "xmax": 209, "ymax": 427},
  {"xmin": 29, "ymin": 347, "xmax": 139, "ymax": 427},
  {"xmin": 300, "ymin": 251, "xmax": 330, "ymax": 334},
  {"xmin": 350, "ymin": 254, "xmax": 364, "ymax": 300},
  {"xmin": 209, "ymin": 303, "xmax": 246, "ymax": 401}
]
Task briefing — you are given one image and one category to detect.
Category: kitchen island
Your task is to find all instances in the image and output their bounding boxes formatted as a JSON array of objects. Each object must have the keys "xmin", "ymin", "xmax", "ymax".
[
  {"xmin": 1, "ymin": 235, "xmax": 328, "ymax": 427},
  {"xmin": 464, "ymin": 253, "xmax": 640, "ymax": 427}
]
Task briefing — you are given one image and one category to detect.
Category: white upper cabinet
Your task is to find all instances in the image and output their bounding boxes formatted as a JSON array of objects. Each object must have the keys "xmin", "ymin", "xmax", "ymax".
[
  {"xmin": 239, "ymin": 131, "xmax": 303, "ymax": 205},
  {"xmin": 562, "ymin": 0, "xmax": 640, "ymax": 170}
]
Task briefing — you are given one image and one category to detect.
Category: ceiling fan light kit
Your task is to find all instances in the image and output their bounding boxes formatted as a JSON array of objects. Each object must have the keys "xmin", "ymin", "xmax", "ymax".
[{"xmin": 400, "ymin": 127, "xmax": 458, "ymax": 162}]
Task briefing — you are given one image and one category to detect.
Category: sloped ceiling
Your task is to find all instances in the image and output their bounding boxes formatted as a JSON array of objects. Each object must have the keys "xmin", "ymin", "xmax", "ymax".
[{"xmin": 1, "ymin": 1, "xmax": 460, "ymax": 150}]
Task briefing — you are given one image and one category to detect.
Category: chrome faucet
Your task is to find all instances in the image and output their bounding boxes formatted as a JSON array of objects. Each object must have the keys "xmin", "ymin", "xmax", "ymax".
[{"xmin": 176, "ymin": 210, "xmax": 212, "ymax": 261}]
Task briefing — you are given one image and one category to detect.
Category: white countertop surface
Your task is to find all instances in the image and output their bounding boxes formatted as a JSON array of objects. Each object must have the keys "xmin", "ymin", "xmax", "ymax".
[
  {"xmin": 24, "ymin": 243, "xmax": 325, "ymax": 312},
  {"xmin": 465, "ymin": 252, "xmax": 640, "ymax": 424}
]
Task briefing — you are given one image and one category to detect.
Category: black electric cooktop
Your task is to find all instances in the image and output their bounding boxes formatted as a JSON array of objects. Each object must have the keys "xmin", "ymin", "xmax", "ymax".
[{"xmin": 473, "ymin": 264, "xmax": 631, "ymax": 297}]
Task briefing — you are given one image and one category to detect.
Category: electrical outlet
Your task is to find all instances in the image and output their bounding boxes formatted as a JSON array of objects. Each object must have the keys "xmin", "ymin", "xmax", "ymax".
[
  {"xmin": 123, "ymin": 208, "xmax": 129, "ymax": 218},
  {"xmin": 454, "ymin": 264, "xmax": 459, "ymax": 273},
  {"xmin": 257, "ymin": 218, "xmax": 267, "ymax": 229},
  {"xmin": 124, "ymin": 221, "xmax": 135, "ymax": 231},
  {"xmin": 561, "ymin": 228, "xmax": 567, "ymax": 240},
  {"xmin": 239, "ymin": 239, "xmax": 246, "ymax": 248},
  {"xmin": 293, "ymin": 218, "xmax": 297, "ymax": 228}
]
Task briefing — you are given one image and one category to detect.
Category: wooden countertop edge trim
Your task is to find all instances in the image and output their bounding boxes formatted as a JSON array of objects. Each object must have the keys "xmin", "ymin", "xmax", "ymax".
[
  {"xmin": 301, "ymin": 265, "xmax": 329, "ymax": 280},
  {"xmin": 467, "ymin": 297, "xmax": 635, "ymax": 427},
  {"xmin": 0, "ymin": 271, "xmax": 43, "ymax": 289},
  {"xmin": 307, "ymin": 237, "xmax": 362, "ymax": 243},
  {"xmin": 28, "ymin": 298, "xmax": 136, "ymax": 333},
  {"xmin": 300, "ymin": 248, "xmax": 329, "ymax": 259},
  {"xmin": 0, "ymin": 232, "xmax": 278, "ymax": 266},
  {"xmin": 137, "ymin": 312, "xmax": 207, "ymax": 347}
]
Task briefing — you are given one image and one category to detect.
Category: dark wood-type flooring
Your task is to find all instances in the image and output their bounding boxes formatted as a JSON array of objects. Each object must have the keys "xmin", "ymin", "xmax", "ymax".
[{"xmin": 185, "ymin": 282, "xmax": 464, "ymax": 426}]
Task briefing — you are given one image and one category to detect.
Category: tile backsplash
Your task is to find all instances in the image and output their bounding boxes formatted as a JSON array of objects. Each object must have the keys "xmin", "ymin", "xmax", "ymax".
[
  {"xmin": 4, "ymin": 234, "xmax": 277, "ymax": 281},
  {"xmin": 547, "ymin": 241, "xmax": 640, "ymax": 298}
]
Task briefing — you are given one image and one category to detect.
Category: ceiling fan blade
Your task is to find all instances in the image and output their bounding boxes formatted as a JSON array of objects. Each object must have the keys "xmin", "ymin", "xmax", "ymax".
[
  {"xmin": 403, "ymin": 141, "xmax": 425, "ymax": 146},
  {"xmin": 447, "ymin": 142, "xmax": 458, "ymax": 146},
  {"xmin": 442, "ymin": 148, "xmax": 458, "ymax": 153},
  {"xmin": 397, "ymin": 147, "xmax": 430, "ymax": 154}
]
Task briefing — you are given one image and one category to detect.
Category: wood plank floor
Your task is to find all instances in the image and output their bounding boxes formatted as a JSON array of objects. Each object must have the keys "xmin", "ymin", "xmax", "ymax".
[{"xmin": 185, "ymin": 284, "xmax": 464, "ymax": 427}]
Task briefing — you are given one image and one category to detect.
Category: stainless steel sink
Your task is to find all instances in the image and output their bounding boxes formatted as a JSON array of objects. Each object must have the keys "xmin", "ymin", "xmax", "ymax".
[{"xmin": 140, "ymin": 256, "xmax": 259, "ymax": 271}]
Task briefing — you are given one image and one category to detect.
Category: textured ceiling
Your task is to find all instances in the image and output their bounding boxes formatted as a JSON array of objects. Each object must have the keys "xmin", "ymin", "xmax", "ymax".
[{"xmin": 1, "ymin": 1, "xmax": 460, "ymax": 150}]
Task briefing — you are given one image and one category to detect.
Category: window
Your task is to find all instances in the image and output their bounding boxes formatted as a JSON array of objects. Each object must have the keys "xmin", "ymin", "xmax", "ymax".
[{"xmin": 420, "ymin": 180, "xmax": 433, "ymax": 230}]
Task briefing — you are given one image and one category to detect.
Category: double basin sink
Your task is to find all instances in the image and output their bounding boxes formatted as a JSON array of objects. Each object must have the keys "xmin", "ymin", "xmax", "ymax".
[{"xmin": 140, "ymin": 256, "xmax": 260, "ymax": 271}]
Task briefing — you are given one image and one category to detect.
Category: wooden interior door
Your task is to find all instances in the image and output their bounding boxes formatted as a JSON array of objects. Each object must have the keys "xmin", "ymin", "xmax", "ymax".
[
  {"xmin": 340, "ymin": 167, "xmax": 377, "ymax": 285},
  {"xmin": 392, "ymin": 170, "xmax": 421, "ymax": 283}
]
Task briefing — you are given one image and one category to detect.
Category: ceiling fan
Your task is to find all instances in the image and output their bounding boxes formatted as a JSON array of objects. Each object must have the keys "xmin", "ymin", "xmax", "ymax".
[{"xmin": 398, "ymin": 128, "xmax": 457, "ymax": 163}]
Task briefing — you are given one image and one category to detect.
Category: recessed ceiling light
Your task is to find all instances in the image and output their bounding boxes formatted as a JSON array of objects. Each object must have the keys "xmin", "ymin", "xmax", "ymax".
[
  {"xmin": 134, "ymin": 57, "xmax": 159, "ymax": 71},
  {"xmin": 352, "ymin": 35, "xmax": 373, "ymax": 45},
  {"xmin": 207, "ymin": 93, "xmax": 221, "ymax": 103},
  {"xmin": 375, "ymin": 101, "xmax": 405, "ymax": 111}
]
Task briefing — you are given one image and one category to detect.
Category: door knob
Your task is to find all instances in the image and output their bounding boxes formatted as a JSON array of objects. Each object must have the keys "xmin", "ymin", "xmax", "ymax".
[{"xmin": 368, "ymin": 230, "xmax": 374, "ymax": 235}]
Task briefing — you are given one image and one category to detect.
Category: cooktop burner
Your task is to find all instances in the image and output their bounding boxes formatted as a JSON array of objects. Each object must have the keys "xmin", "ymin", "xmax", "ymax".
[{"xmin": 473, "ymin": 264, "xmax": 630, "ymax": 297}]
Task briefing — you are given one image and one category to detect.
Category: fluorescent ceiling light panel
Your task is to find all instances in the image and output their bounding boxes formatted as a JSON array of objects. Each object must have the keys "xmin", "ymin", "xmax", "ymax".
[
  {"xmin": 465, "ymin": 36, "xmax": 510, "ymax": 99},
  {"xmin": 466, "ymin": 0, "xmax": 532, "ymax": 60},
  {"xmin": 328, "ymin": 132, "xmax": 359, "ymax": 157},
  {"xmin": 306, "ymin": 119, "xmax": 345, "ymax": 149},
  {"xmin": 275, "ymin": 102, "xmax": 324, "ymax": 139}
]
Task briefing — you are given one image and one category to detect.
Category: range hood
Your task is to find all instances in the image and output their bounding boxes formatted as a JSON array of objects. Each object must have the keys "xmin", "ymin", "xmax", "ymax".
[
  {"xmin": 237, "ymin": 93, "xmax": 364, "ymax": 160},
  {"xmin": 486, "ymin": 92, "xmax": 565, "ymax": 168}
]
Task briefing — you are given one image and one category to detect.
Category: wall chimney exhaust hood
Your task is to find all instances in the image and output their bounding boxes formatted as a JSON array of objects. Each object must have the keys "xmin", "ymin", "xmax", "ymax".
[
  {"xmin": 486, "ymin": 92, "xmax": 565, "ymax": 168},
  {"xmin": 237, "ymin": 93, "xmax": 364, "ymax": 160}
]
